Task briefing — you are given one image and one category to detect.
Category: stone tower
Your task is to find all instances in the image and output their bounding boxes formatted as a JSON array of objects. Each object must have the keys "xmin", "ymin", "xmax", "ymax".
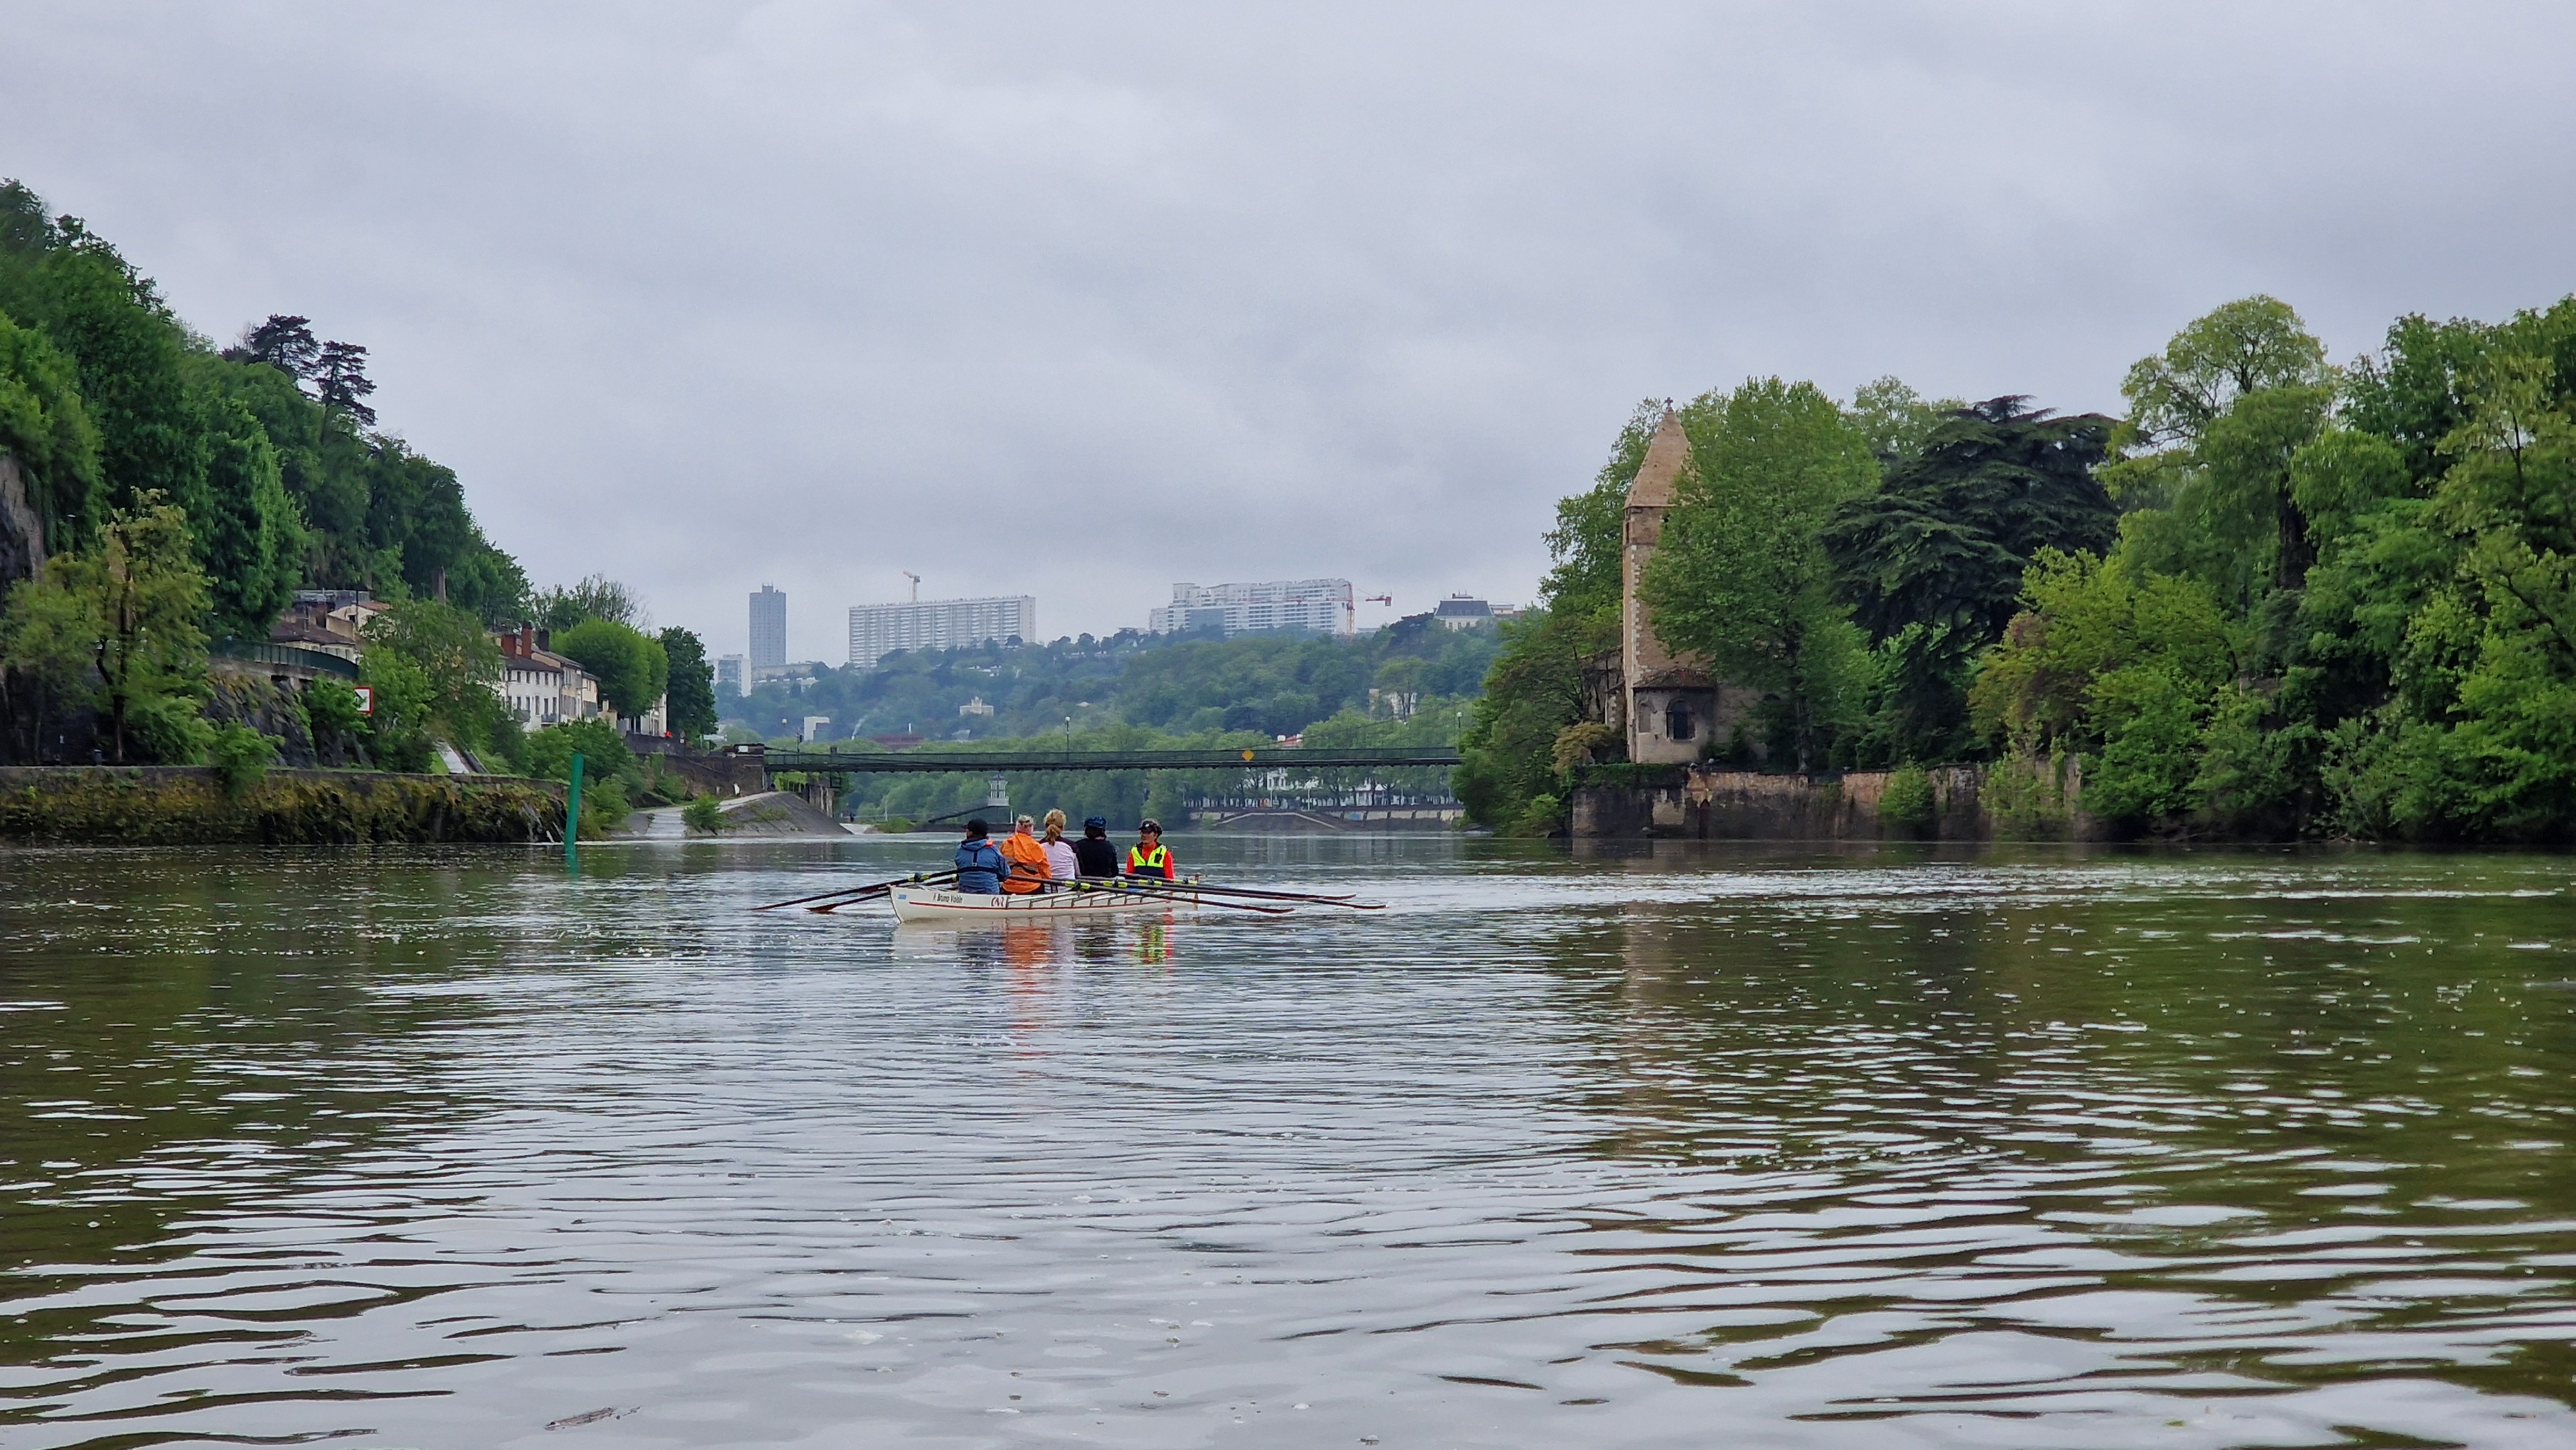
[{"xmin": 1622, "ymin": 406, "xmax": 1722, "ymax": 764}]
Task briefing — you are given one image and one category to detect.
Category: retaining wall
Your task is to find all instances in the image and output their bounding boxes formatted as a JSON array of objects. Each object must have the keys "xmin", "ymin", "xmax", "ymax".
[
  {"xmin": 1571, "ymin": 757, "xmax": 2099, "ymax": 841},
  {"xmin": 0, "ymin": 766, "xmax": 568, "ymax": 845}
]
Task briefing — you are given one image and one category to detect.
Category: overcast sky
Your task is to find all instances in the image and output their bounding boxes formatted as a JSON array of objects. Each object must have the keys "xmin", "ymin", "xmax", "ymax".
[{"xmin": 8, "ymin": 3, "xmax": 2573, "ymax": 657}]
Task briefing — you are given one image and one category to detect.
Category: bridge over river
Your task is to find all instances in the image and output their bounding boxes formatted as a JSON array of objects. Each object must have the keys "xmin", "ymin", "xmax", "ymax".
[
  {"xmin": 672, "ymin": 742, "xmax": 1463, "ymax": 825},
  {"xmin": 748, "ymin": 744, "xmax": 1462, "ymax": 775}
]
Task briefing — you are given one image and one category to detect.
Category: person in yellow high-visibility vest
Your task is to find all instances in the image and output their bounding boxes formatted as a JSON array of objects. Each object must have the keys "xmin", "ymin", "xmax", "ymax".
[{"xmin": 1124, "ymin": 820, "xmax": 1177, "ymax": 880}]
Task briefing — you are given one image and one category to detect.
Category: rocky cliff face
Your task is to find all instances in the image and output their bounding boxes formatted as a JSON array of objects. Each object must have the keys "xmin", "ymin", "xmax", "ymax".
[{"xmin": 0, "ymin": 451, "xmax": 43, "ymax": 588}]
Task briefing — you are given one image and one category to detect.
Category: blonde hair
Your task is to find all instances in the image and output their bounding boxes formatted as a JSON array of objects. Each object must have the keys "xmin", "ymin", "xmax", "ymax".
[{"xmin": 1041, "ymin": 808, "xmax": 1066, "ymax": 842}]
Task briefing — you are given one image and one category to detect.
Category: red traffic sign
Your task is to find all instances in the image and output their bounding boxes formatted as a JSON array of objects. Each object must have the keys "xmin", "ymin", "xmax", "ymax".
[{"xmin": 353, "ymin": 685, "xmax": 374, "ymax": 715}]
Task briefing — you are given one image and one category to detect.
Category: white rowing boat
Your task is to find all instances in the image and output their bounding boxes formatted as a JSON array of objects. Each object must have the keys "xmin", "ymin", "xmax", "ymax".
[{"xmin": 886, "ymin": 882, "xmax": 1204, "ymax": 924}]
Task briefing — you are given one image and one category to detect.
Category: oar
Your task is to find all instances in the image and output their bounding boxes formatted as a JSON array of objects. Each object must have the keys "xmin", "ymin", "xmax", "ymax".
[
  {"xmin": 1083, "ymin": 879, "xmax": 1295, "ymax": 915},
  {"xmin": 1178, "ymin": 880, "xmax": 1383, "ymax": 910},
  {"xmin": 810, "ymin": 859, "xmax": 1057, "ymax": 914},
  {"xmin": 767, "ymin": 870, "xmax": 956, "ymax": 913}
]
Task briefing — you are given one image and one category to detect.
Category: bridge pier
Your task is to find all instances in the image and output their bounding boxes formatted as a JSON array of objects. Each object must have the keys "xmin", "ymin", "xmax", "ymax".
[
  {"xmin": 799, "ymin": 775, "xmax": 835, "ymax": 816},
  {"xmin": 986, "ymin": 773, "xmax": 1010, "ymax": 818}
]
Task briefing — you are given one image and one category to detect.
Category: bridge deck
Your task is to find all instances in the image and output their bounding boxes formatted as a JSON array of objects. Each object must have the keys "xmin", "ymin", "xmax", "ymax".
[{"xmin": 756, "ymin": 745, "xmax": 1462, "ymax": 775}]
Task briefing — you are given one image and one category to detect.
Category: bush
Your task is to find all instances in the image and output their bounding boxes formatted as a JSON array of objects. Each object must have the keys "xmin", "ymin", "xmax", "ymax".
[
  {"xmin": 525, "ymin": 717, "xmax": 632, "ymax": 782},
  {"xmin": 876, "ymin": 816, "xmax": 916, "ymax": 834},
  {"xmin": 1551, "ymin": 722, "xmax": 1620, "ymax": 776},
  {"xmin": 576, "ymin": 775, "xmax": 630, "ymax": 836},
  {"xmin": 682, "ymin": 795, "xmax": 728, "ymax": 835},
  {"xmin": 207, "ymin": 722, "xmax": 278, "ymax": 798},
  {"xmin": 1877, "ymin": 765, "xmax": 1936, "ymax": 838},
  {"xmin": 1509, "ymin": 791, "xmax": 1563, "ymax": 836},
  {"xmin": 305, "ymin": 677, "xmax": 368, "ymax": 762},
  {"xmin": 126, "ymin": 693, "xmax": 214, "ymax": 764}
]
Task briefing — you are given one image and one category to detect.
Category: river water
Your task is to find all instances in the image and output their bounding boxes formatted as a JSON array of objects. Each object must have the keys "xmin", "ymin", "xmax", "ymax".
[{"xmin": 5, "ymin": 838, "xmax": 2576, "ymax": 1449}]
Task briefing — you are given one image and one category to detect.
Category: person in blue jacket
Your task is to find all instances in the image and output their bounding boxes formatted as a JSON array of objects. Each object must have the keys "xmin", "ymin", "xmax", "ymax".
[{"xmin": 952, "ymin": 819, "xmax": 1005, "ymax": 894}]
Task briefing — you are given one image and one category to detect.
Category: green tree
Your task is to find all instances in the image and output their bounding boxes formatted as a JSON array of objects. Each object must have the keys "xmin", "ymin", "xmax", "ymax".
[
  {"xmin": 2199, "ymin": 384, "xmax": 2334, "ymax": 593},
  {"xmin": 182, "ymin": 392, "xmax": 304, "ymax": 639},
  {"xmin": 0, "ymin": 217, "xmax": 206, "ymax": 516},
  {"xmin": 0, "ymin": 310, "xmax": 103, "ymax": 552},
  {"xmin": 524, "ymin": 716, "xmax": 633, "ymax": 782},
  {"xmin": 1969, "ymin": 550, "xmax": 2237, "ymax": 757},
  {"xmin": 554, "ymin": 616, "xmax": 668, "ymax": 722},
  {"xmin": 534, "ymin": 574, "xmax": 645, "ymax": 630},
  {"xmin": 363, "ymin": 598, "xmax": 510, "ymax": 757},
  {"xmin": 659, "ymin": 625, "xmax": 717, "ymax": 740},
  {"xmin": 2121, "ymin": 295, "xmax": 2331, "ymax": 447},
  {"xmin": 1823, "ymin": 397, "xmax": 2118, "ymax": 759},
  {"xmin": 0, "ymin": 547, "xmax": 103, "ymax": 757},
  {"xmin": 356, "ymin": 647, "xmax": 435, "ymax": 772},
  {"xmin": 1846, "ymin": 375, "xmax": 1960, "ymax": 462},
  {"xmin": 1641, "ymin": 377, "xmax": 1879, "ymax": 770},
  {"xmin": 44, "ymin": 491, "xmax": 211, "ymax": 761}
]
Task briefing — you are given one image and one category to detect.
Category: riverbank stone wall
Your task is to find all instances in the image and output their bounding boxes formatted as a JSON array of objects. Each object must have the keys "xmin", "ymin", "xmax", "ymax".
[
  {"xmin": 0, "ymin": 766, "xmax": 569, "ymax": 845},
  {"xmin": 1571, "ymin": 757, "xmax": 2099, "ymax": 841}
]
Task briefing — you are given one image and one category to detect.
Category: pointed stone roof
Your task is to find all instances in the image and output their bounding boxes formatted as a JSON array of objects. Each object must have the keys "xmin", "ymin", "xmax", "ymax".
[{"xmin": 1625, "ymin": 405, "xmax": 1690, "ymax": 509}]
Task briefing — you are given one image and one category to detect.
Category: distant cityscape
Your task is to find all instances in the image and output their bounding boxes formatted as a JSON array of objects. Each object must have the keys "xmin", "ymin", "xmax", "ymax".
[{"xmin": 714, "ymin": 578, "xmax": 1511, "ymax": 696}]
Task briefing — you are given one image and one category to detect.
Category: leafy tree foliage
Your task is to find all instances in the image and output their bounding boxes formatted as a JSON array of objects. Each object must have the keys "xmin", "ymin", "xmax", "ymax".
[
  {"xmin": 310, "ymin": 340, "xmax": 377, "ymax": 427},
  {"xmin": 1847, "ymin": 375, "xmax": 1961, "ymax": 462},
  {"xmin": 659, "ymin": 625, "xmax": 717, "ymax": 740},
  {"xmin": 534, "ymin": 574, "xmax": 645, "ymax": 630},
  {"xmin": 2121, "ymin": 295, "xmax": 2331, "ymax": 447},
  {"xmin": 184, "ymin": 393, "xmax": 303, "ymax": 639},
  {"xmin": 0, "ymin": 310, "xmax": 102, "ymax": 551},
  {"xmin": 1641, "ymin": 377, "xmax": 1879, "ymax": 770},
  {"xmin": 1823, "ymin": 397, "xmax": 2116, "ymax": 759},
  {"xmin": 363, "ymin": 599, "xmax": 511, "ymax": 758},
  {"xmin": 524, "ymin": 716, "xmax": 632, "ymax": 782},
  {"xmin": 10, "ymin": 491, "xmax": 213, "ymax": 762},
  {"xmin": 225, "ymin": 314, "xmax": 320, "ymax": 379},
  {"xmin": 555, "ymin": 617, "xmax": 668, "ymax": 722}
]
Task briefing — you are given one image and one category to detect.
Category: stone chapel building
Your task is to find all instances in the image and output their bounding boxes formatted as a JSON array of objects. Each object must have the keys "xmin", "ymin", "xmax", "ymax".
[{"xmin": 1609, "ymin": 406, "xmax": 1758, "ymax": 764}]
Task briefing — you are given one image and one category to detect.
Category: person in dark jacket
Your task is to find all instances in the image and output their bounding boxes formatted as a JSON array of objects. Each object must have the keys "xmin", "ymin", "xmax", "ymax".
[
  {"xmin": 953, "ymin": 819, "xmax": 1006, "ymax": 894},
  {"xmin": 1070, "ymin": 816, "xmax": 1121, "ymax": 879}
]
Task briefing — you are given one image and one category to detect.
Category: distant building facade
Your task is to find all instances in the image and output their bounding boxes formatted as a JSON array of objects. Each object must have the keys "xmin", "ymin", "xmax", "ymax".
[
  {"xmin": 715, "ymin": 654, "xmax": 746, "ymax": 698},
  {"xmin": 1433, "ymin": 595, "xmax": 1495, "ymax": 630},
  {"xmin": 1147, "ymin": 579, "xmax": 1354, "ymax": 638},
  {"xmin": 494, "ymin": 625, "xmax": 605, "ymax": 730},
  {"xmin": 848, "ymin": 596, "xmax": 1037, "ymax": 668},
  {"xmin": 749, "ymin": 585, "xmax": 787, "ymax": 670}
]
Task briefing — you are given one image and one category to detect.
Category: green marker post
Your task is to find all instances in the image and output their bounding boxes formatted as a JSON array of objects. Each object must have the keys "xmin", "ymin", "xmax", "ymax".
[{"xmin": 565, "ymin": 751, "xmax": 585, "ymax": 866}]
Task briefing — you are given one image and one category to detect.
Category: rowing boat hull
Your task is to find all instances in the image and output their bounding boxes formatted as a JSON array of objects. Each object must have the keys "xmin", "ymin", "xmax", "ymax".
[{"xmin": 885, "ymin": 883, "xmax": 1200, "ymax": 924}]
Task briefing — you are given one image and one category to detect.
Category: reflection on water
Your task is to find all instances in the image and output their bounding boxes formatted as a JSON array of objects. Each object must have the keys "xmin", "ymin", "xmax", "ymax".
[{"xmin": 5, "ymin": 838, "xmax": 2576, "ymax": 1447}]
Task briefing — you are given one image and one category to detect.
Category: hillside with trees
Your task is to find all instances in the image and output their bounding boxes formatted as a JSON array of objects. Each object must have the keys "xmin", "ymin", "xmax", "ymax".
[
  {"xmin": 727, "ymin": 616, "xmax": 1498, "ymax": 745},
  {"xmin": 0, "ymin": 179, "xmax": 714, "ymax": 805},
  {"xmin": 1465, "ymin": 292, "xmax": 2576, "ymax": 842}
]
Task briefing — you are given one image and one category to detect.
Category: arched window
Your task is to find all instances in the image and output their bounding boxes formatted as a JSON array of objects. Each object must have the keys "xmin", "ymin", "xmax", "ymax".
[{"xmin": 1665, "ymin": 701, "xmax": 1695, "ymax": 742}]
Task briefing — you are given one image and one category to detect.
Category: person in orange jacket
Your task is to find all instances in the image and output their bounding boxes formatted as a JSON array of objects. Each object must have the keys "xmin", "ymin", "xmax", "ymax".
[{"xmin": 998, "ymin": 814, "xmax": 1051, "ymax": 894}]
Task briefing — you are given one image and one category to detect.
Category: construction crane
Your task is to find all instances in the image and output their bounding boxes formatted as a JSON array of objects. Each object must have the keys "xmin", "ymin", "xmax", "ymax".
[
  {"xmin": 902, "ymin": 570, "xmax": 920, "ymax": 603},
  {"xmin": 1364, "ymin": 594, "xmax": 1394, "ymax": 608}
]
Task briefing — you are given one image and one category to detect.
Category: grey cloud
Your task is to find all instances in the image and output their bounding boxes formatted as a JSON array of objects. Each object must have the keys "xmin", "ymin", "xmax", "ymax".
[{"xmin": 8, "ymin": 1, "xmax": 2573, "ymax": 657}]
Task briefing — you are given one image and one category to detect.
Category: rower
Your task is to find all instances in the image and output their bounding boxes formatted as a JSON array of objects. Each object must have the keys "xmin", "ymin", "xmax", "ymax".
[
  {"xmin": 1072, "ymin": 816, "xmax": 1121, "ymax": 878},
  {"xmin": 952, "ymin": 819, "xmax": 1006, "ymax": 895},
  {"xmin": 1126, "ymin": 819, "xmax": 1177, "ymax": 880},
  {"xmin": 998, "ymin": 814, "xmax": 1048, "ymax": 894}
]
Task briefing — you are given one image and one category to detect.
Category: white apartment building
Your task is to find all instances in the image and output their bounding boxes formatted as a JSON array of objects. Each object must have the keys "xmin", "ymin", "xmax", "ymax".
[
  {"xmin": 1147, "ymin": 579, "xmax": 1354, "ymax": 638},
  {"xmin": 848, "ymin": 596, "xmax": 1037, "ymax": 668},
  {"xmin": 494, "ymin": 626, "xmax": 605, "ymax": 729}
]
